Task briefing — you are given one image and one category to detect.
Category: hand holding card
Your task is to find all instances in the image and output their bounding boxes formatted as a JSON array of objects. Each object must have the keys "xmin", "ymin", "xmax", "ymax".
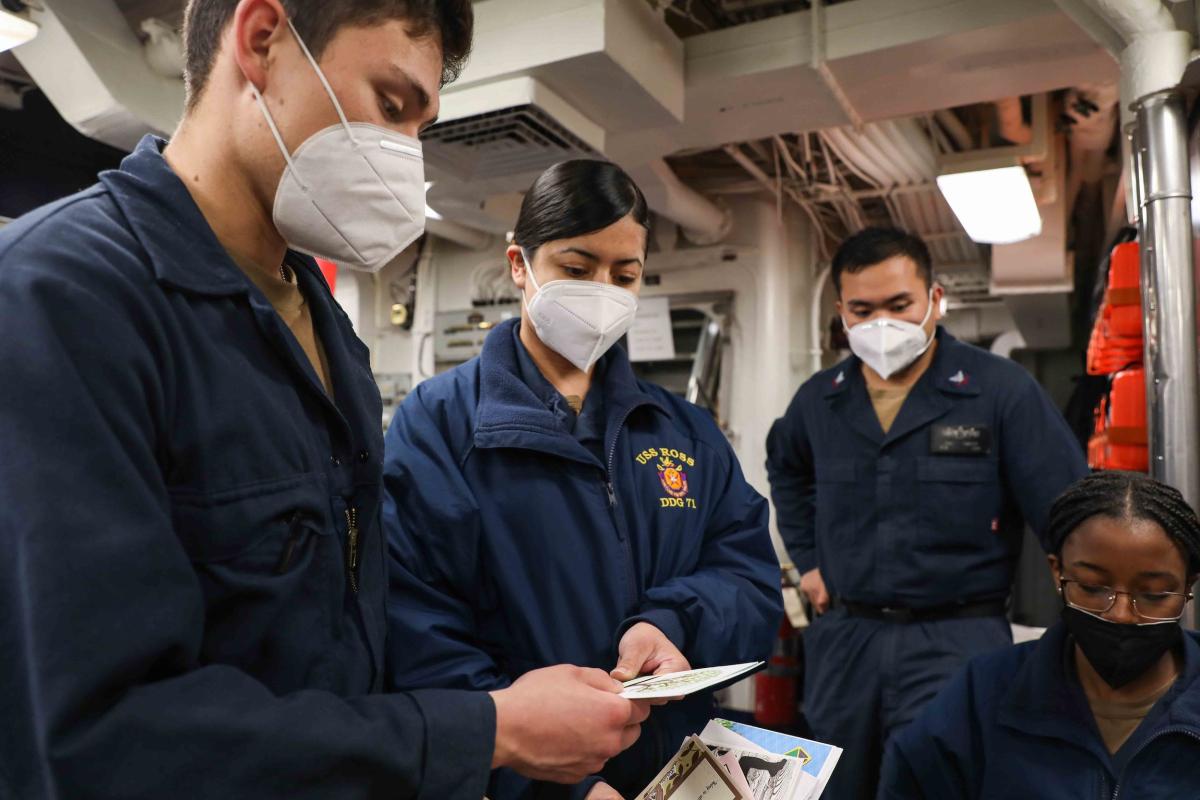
[
  {"xmin": 619, "ymin": 662, "xmax": 765, "ymax": 700},
  {"xmin": 613, "ymin": 622, "xmax": 692, "ymax": 705},
  {"xmin": 491, "ymin": 665, "xmax": 650, "ymax": 783},
  {"xmin": 612, "ymin": 622, "xmax": 691, "ymax": 681}
]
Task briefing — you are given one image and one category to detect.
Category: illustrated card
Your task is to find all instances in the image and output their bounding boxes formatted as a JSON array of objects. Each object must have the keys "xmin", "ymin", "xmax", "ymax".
[
  {"xmin": 620, "ymin": 663, "xmax": 765, "ymax": 700},
  {"xmin": 701, "ymin": 720, "xmax": 842, "ymax": 800},
  {"xmin": 637, "ymin": 735, "xmax": 748, "ymax": 800}
]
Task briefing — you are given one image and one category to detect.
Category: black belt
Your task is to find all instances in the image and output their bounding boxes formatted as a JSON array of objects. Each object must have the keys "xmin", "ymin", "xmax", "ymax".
[{"xmin": 836, "ymin": 598, "xmax": 1007, "ymax": 623}]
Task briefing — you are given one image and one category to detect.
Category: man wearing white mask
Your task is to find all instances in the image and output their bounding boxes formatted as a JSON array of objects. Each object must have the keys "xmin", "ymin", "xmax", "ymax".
[
  {"xmin": 0, "ymin": 2, "xmax": 653, "ymax": 798},
  {"xmin": 766, "ymin": 227, "xmax": 1087, "ymax": 800},
  {"xmin": 382, "ymin": 159, "xmax": 782, "ymax": 800}
]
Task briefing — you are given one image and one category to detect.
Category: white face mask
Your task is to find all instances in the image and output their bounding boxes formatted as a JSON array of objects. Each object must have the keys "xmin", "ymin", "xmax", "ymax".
[
  {"xmin": 249, "ymin": 19, "xmax": 426, "ymax": 273},
  {"xmin": 520, "ymin": 248, "xmax": 639, "ymax": 373},
  {"xmin": 843, "ymin": 288, "xmax": 936, "ymax": 379}
]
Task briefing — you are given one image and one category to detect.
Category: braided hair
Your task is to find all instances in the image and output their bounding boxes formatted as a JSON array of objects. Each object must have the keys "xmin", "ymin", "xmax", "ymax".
[{"xmin": 1046, "ymin": 471, "xmax": 1200, "ymax": 573}]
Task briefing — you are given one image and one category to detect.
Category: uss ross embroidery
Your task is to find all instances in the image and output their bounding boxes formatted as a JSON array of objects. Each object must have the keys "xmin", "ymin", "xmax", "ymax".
[{"xmin": 636, "ymin": 447, "xmax": 700, "ymax": 509}]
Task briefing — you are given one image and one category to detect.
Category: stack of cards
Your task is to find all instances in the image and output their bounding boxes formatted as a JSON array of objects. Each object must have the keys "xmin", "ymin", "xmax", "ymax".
[{"xmin": 636, "ymin": 718, "xmax": 841, "ymax": 800}]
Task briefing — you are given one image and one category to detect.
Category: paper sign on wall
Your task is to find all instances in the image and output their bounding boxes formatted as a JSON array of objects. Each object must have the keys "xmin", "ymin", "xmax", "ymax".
[{"xmin": 627, "ymin": 296, "xmax": 676, "ymax": 362}]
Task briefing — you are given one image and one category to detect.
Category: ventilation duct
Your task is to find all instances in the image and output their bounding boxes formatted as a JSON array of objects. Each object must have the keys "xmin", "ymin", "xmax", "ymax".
[
  {"xmin": 452, "ymin": 0, "xmax": 684, "ymax": 133},
  {"xmin": 13, "ymin": 0, "xmax": 183, "ymax": 150},
  {"xmin": 985, "ymin": 100, "xmax": 1068, "ymax": 292},
  {"xmin": 423, "ymin": 105, "xmax": 596, "ymax": 182},
  {"xmin": 425, "ymin": 0, "xmax": 696, "ymax": 236},
  {"xmin": 423, "ymin": 77, "xmax": 604, "ymax": 196},
  {"xmin": 608, "ymin": 0, "xmax": 1115, "ymax": 166},
  {"xmin": 439, "ymin": 0, "xmax": 1113, "ymax": 247}
]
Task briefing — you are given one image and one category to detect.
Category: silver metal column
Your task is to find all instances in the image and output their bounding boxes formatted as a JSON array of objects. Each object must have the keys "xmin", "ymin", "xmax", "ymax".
[
  {"xmin": 686, "ymin": 315, "xmax": 724, "ymax": 411},
  {"xmin": 1135, "ymin": 91, "xmax": 1200, "ymax": 628}
]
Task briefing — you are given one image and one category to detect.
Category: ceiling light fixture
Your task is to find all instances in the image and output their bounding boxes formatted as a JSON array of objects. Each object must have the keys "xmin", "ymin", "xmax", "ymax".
[
  {"xmin": 0, "ymin": 7, "xmax": 38, "ymax": 55},
  {"xmin": 936, "ymin": 161, "xmax": 1042, "ymax": 245}
]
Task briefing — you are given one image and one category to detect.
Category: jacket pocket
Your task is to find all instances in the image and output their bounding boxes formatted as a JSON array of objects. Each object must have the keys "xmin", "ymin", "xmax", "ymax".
[
  {"xmin": 168, "ymin": 473, "xmax": 343, "ymax": 692},
  {"xmin": 916, "ymin": 457, "xmax": 1001, "ymax": 553},
  {"xmin": 815, "ymin": 457, "xmax": 858, "ymax": 550}
]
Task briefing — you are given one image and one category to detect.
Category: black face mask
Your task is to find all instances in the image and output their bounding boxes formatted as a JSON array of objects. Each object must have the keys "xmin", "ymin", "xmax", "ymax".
[{"xmin": 1062, "ymin": 606, "xmax": 1182, "ymax": 689}]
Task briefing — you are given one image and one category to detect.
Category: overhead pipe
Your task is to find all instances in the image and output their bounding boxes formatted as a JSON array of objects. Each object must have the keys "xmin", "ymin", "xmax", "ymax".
[
  {"xmin": 821, "ymin": 129, "xmax": 894, "ymax": 187},
  {"xmin": 1089, "ymin": 0, "xmax": 1175, "ymax": 40},
  {"xmin": 1064, "ymin": 83, "xmax": 1119, "ymax": 207},
  {"xmin": 634, "ymin": 159, "xmax": 733, "ymax": 246},
  {"xmin": 810, "ymin": 265, "xmax": 832, "ymax": 376},
  {"xmin": 862, "ymin": 125, "xmax": 923, "ymax": 184},
  {"xmin": 934, "ymin": 110, "xmax": 973, "ymax": 151},
  {"xmin": 14, "ymin": 0, "xmax": 184, "ymax": 150},
  {"xmin": 1085, "ymin": 0, "xmax": 1189, "ymax": 125},
  {"xmin": 1083, "ymin": 0, "xmax": 1188, "ymax": 236},
  {"xmin": 721, "ymin": 144, "xmax": 835, "ymax": 248},
  {"xmin": 995, "ymin": 97, "xmax": 1033, "ymax": 146},
  {"xmin": 885, "ymin": 120, "xmax": 938, "ymax": 177},
  {"xmin": 1050, "ymin": 0, "xmax": 1127, "ymax": 57}
]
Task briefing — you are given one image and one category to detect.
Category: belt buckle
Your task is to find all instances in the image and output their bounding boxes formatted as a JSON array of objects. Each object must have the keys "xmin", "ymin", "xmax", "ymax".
[{"xmin": 879, "ymin": 606, "xmax": 910, "ymax": 623}]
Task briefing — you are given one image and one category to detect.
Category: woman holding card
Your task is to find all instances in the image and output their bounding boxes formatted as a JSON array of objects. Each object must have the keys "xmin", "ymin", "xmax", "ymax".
[
  {"xmin": 382, "ymin": 159, "xmax": 783, "ymax": 800},
  {"xmin": 880, "ymin": 472, "xmax": 1200, "ymax": 799}
]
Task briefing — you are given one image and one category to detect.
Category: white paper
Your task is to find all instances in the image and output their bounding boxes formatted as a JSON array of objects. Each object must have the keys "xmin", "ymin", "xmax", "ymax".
[
  {"xmin": 627, "ymin": 296, "xmax": 676, "ymax": 362},
  {"xmin": 620, "ymin": 662, "xmax": 764, "ymax": 700},
  {"xmin": 714, "ymin": 750, "xmax": 755, "ymax": 799},
  {"xmin": 702, "ymin": 742, "xmax": 815, "ymax": 800},
  {"xmin": 701, "ymin": 720, "xmax": 841, "ymax": 800},
  {"xmin": 699, "ymin": 722, "xmax": 760, "ymax": 751}
]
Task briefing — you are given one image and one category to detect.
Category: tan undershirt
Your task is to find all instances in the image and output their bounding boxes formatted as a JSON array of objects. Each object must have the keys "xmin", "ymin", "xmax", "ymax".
[
  {"xmin": 1082, "ymin": 667, "xmax": 1177, "ymax": 754},
  {"xmin": 868, "ymin": 386, "xmax": 911, "ymax": 434},
  {"xmin": 239, "ymin": 261, "xmax": 334, "ymax": 398}
]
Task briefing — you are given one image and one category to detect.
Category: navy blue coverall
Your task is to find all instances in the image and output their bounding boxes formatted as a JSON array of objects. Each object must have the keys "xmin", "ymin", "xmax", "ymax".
[
  {"xmin": 0, "ymin": 137, "xmax": 494, "ymax": 799},
  {"xmin": 881, "ymin": 623, "xmax": 1200, "ymax": 799},
  {"xmin": 765, "ymin": 327, "xmax": 1088, "ymax": 800},
  {"xmin": 383, "ymin": 319, "xmax": 782, "ymax": 799}
]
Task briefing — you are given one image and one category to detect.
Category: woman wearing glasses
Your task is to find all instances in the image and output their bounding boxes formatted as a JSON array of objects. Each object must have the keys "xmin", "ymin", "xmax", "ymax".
[{"xmin": 879, "ymin": 470, "xmax": 1200, "ymax": 799}]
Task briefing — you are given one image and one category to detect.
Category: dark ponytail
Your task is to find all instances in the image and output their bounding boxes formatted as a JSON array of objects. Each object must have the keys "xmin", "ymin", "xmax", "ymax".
[{"xmin": 513, "ymin": 160, "xmax": 650, "ymax": 258}]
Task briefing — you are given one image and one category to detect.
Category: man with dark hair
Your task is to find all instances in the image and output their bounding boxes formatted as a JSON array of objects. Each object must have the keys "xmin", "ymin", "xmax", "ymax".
[
  {"xmin": 829, "ymin": 225, "xmax": 934, "ymax": 293},
  {"xmin": 0, "ymin": 1, "xmax": 648, "ymax": 798},
  {"xmin": 182, "ymin": 0, "xmax": 474, "ymax": 106},
  {"xmin": 766, "ymin": 226, "xmax": 1087, "ymax": 800}
]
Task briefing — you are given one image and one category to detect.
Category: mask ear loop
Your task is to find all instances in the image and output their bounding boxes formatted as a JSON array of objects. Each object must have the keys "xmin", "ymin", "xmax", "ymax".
[
  {"xmin": 249, "ymin": 84, "xmax": 306, "ymax": 191},
  {"xmin": 245, "ymin": 17, "xmax": 356, "ymax": 191},
  {"xmin": 912, "ymin": 285, "xmax": 938, "ymax": 357},
  {"xmin": 519, "ymin": 248, "xmax": 541, "ymax": 315},
  {"xmin": 285, "ymin": 19, "xmax": 356, "ymax": 143},
  {"xmin": 918, "ymin": 285, "xmax": 937, "ymax": 327}
]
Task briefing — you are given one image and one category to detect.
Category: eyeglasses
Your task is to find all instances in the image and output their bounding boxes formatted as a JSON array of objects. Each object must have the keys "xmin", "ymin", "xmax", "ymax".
[{"xmin": 1059, "ymin": 577, "xmax": 1194, "ymax": 622}]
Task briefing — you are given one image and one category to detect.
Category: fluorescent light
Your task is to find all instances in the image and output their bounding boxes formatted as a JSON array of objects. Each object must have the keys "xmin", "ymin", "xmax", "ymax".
[
  {"xmin": 936, "ymin": 165, "xmax": 1042, "ymax": 244},
  {"xmin": 423, "ymin": 181, "xmax": 442, "ymax": 221},
  {"xmin": 0, "ymin": 10, "xmax": 38, "ymax": 54}
]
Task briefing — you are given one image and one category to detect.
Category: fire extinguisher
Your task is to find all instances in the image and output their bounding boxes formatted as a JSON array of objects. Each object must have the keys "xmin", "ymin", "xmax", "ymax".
[{"xmin": 754, "ymin": 617, "xmax": 801, "ymax": 728}]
